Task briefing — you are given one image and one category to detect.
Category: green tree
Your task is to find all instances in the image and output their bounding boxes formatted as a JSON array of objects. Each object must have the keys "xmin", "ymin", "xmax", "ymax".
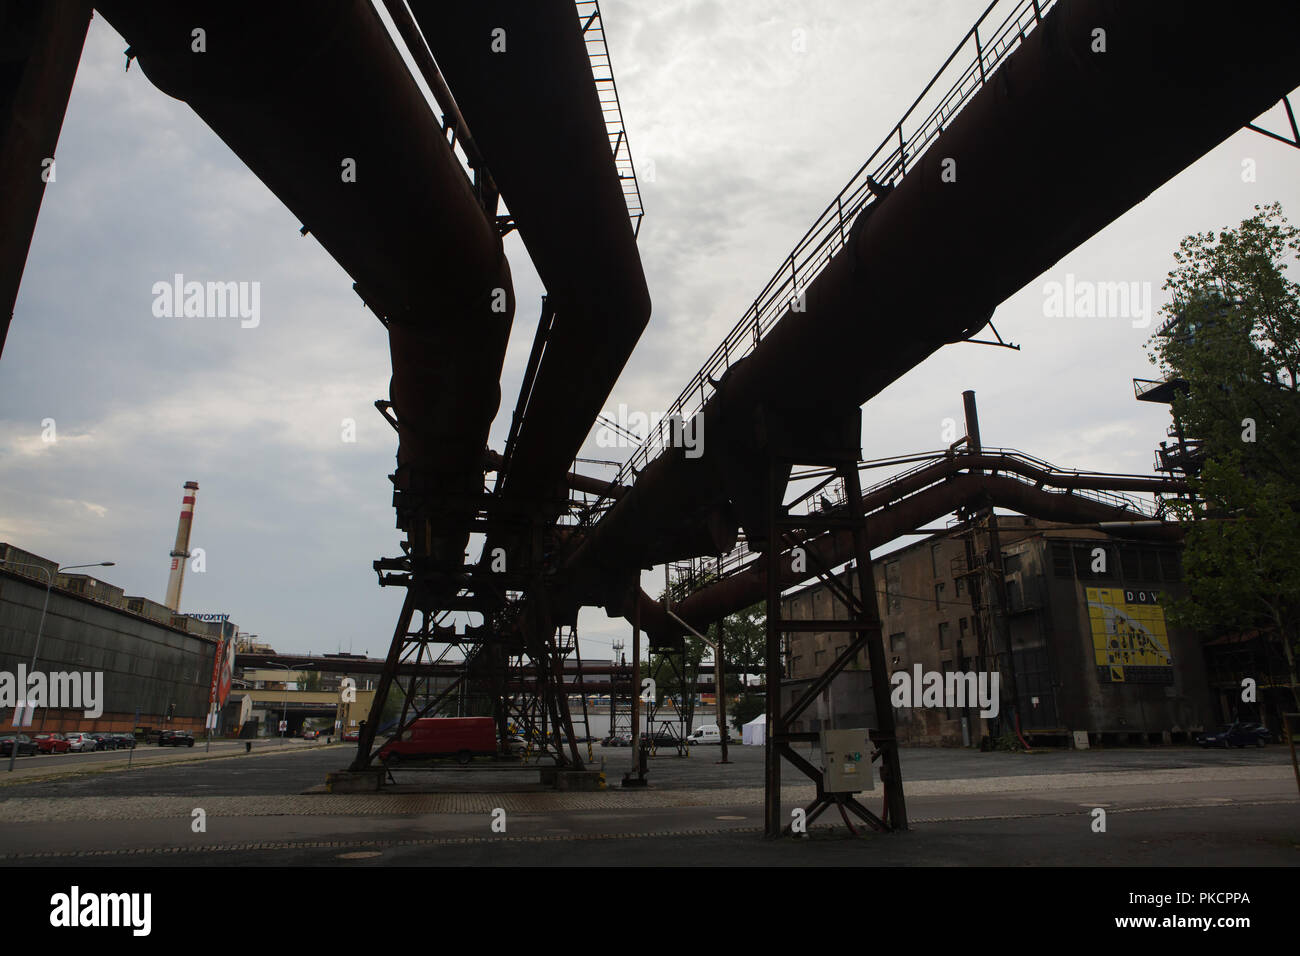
[
  {"xmin": 1146, "ymin": 201, "xmax": 1300, "ymax": 710},
  {"xmin": 728, "ymin": 691, "xmax": 765, "ymax": 736}
]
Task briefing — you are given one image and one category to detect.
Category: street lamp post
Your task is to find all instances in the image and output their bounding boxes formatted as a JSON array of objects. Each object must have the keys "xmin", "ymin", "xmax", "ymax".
[{"xmin": 0, "ymin": 559, "xmax": 114, "ymax": 772}]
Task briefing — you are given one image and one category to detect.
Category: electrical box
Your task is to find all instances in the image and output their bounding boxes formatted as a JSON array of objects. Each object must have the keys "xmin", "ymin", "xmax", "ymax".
[{"xmin": 820, "ymin": 728, "xmax": 873, "ymax": 793}]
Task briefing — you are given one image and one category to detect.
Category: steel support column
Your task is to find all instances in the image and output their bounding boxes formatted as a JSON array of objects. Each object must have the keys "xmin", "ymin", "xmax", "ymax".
[{"xmin": 763, "ymin": 453, "xmax": 907, "ymax": 837}]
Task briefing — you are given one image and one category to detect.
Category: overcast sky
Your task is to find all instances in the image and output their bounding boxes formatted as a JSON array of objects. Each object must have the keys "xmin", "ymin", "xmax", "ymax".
[{"xmin": 2, "ymin": 0, "xmax": 1298, "ymax": 661}]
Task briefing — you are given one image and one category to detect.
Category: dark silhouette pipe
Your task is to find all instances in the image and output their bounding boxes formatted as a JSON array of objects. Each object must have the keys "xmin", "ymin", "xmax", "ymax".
[
  {"xmin": 412, "ymin": 1, "xmax": 651, "ymax": 513},
  {"xmin": 95, "ymin": 0, "xmax": 515, "ymax": 569},
  {"xmin": 0, "ymin": 0, "xmax": 93, "ymax": 358},
  {"xmin": 634, "ymin": 460, "xmax": 1187, "ymax": 640}
]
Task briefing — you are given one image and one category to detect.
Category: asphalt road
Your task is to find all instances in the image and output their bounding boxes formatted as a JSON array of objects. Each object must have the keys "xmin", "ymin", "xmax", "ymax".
[
  {"xmin": 2, "ymin": 742, "xmax": 1295, "ymax": 866},
  {"xmin": 2, "ymin": 741, "xmax": 1292, "ymax": 798}
]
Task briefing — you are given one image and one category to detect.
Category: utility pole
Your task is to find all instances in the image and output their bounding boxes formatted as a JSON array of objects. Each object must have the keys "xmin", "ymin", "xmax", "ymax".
[
  {"xmin": 716, "ymin": 617, "xmax": 730, "ymax": 764},
  {"xmin": 610, "ymin": 637, "xmax": 624, "ymax": 740}
]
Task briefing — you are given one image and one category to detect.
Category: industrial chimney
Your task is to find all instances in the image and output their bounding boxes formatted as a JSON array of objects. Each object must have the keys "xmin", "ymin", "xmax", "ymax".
[{"xmin": 164, "ymin": 480, "xmax": 199, "ymax": 611}]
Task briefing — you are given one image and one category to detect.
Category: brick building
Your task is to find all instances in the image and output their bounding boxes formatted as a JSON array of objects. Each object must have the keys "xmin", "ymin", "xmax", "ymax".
[{"xmin": 783, "ymin": 518, "xmax": 1214, "ymax": 746}]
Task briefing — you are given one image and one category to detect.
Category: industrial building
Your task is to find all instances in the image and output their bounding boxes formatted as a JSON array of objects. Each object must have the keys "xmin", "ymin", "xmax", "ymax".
[
  {"xmin": 0, "ymin": 542, "xmax": 232, "ymax": 734},
  {"xmin": 782, "ymin": 520, "xmax": 1212, "ymax": 747}
]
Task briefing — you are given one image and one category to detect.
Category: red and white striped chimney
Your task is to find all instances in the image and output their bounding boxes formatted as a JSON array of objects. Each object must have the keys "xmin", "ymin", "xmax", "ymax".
[{"xmin": 164, "ymin": 480, "xmax": 199, "ymax": 611}]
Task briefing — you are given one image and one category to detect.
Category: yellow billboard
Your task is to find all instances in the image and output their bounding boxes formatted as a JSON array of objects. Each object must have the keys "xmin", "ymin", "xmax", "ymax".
[{"xmin": 1086, "ymin": 587, "xmax": 1173, "ymax": 684}]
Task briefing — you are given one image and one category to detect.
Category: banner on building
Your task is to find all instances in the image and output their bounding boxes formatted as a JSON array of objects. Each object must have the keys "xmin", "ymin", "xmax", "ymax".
[
  {"xmin": 207, "ymin": 622, "xmax": 236, "ymax": 711},
  {"xmin": 1086, "ymin": 587, "xmax": 1173, "ymax": 684}
]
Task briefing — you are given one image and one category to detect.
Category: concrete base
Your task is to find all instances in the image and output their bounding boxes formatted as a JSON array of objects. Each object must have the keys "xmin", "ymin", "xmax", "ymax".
[
  {"xmin": 554, "ymin": 770, "xmax": 605, "ymax": 792},
  {"xmin": 325, "ymin": 768, "xmax": 386, "ymax": 793}
]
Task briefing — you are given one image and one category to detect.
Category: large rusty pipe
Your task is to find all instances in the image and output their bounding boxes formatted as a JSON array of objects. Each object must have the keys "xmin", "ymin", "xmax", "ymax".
[
  {"xmin": 634, "ymin": 467, "xmax": 1186, "ymax": 640},
  {"xmin": 411, "ymin": 1, "xmax": 651, "ymax": 511},
  {"xmin": 573, "ymin": 0, "xmax": 1300, "ymax": 575},
  {"xmin": 95, "ymin": 0, "xmax": 515, "ymax": 568}
]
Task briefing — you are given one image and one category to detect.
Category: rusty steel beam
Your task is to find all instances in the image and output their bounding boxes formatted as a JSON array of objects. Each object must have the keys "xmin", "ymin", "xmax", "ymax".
[
  {"xmin": 0, "ymin": 0, "xmax": 93, "ymax": 358},
  {"xmin": 635, "ymin": 458, "xmax": 1187, "ymax": 641}
]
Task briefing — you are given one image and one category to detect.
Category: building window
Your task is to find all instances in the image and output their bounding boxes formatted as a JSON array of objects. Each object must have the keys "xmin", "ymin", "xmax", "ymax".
[
  {"xmin": 938, "ymin": 621, "xmax": 950, "ymax": 649},
  {"xmin": 934, "ymin": 582, "xmax": 945, "ymax": 610},
  {"xmin": 1052, "ymin": 543, "xmax": 1073, "ymax": 577},
  {"xmin": 955, "ymin": 576, "xmax": 965, "ymax": 598},
  {"xmin": 1158, "ymin": 549, "xmax": 1182, "ymax": 582},
  {"xmin": 931, "ymin": 543, "xmax": 943, "ymax": 578},
  {"xmin": 885, "ymin": 561, "xmax": 902, "ymax": 612},
  {"xmin": 889, "ymin": 633, "xmax": 906, "ymax": 666},
  {"xmin": 1141, "ymin": 549, "xmax": 1162, "ymax": 581}
]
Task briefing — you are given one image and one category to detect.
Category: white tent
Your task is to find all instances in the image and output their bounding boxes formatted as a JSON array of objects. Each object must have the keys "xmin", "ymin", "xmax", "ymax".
[{"xmin": 742, "ymin": 714, "xmax": 766, "ymax": 746}]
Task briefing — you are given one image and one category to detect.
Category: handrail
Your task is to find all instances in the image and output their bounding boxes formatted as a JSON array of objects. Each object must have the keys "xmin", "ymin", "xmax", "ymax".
[
  {"xmin": 579, "ymin": 0, "xmax": 1058, "ymax": 523},
  {"xmin": 575, "ymin": 0, "xmax": 645, "ymax": 237},
  {"xmin": 671, "ymin": 447, "xmax": 1177, "ymax": 599}
]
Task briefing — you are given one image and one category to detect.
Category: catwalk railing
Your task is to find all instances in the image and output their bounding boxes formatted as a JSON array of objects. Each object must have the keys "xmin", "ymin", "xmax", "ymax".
[{"xmin": 576, "ymin": 0, "xmax": 1058, "ymax": 527}]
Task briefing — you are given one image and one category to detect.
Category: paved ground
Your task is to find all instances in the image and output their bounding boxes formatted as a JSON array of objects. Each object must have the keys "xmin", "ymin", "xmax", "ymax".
[
  {"xmin": 1, "ymin": 742, "xmax": 1295, "ymax": 865},
  {"xmin": 3, "ymin": 738, "xmax": 1291, "ymax": 796},
  {"xmin": 0, "ymin": 736, "xmax": 333, "ymax": 789}
]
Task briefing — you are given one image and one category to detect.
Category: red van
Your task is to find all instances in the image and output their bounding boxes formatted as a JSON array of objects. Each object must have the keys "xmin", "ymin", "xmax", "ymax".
[{"xmin": 378, "ymin": 717, "xmax": 498, "ymax": 766}]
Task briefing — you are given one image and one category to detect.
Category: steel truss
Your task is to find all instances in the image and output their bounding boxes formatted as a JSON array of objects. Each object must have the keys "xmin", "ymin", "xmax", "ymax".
[
  {"xmin": 763, "ymin": 453, "xmax": 908, "ymax": 838},
  {"xmin": 352, "ymin": 500, "xmax": 590, "ymax": 774}
]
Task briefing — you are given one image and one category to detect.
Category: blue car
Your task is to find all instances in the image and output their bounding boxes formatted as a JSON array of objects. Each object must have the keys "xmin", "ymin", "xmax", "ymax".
[{"xmin": 1197, "ymin": 722, "xmax": 1273, "ymax": 748}]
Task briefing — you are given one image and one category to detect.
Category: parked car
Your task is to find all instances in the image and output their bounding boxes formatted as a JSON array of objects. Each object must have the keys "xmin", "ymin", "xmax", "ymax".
[
  {"xmin": 378, "ymin": 717, "xmax": 497, "ymax": 766},
  {"xmin": 158, "ymin": 730, "xmax": 195, "ymax": 747},
  {"xmin": 649, "ymin": 727, "xmax": 683, "ymax": 750},
  {"xmin": 0, "ymin": 734, "xmax": 38, "ymax": 757},
  {"xmin": 684, "ymin": 724, "xmax": 724, "ymax": 746},
  {"xmin": 301, "ymin": 729, "xmax": 320, "ymax": 741},
  {"xmin": 602, "ymin": 733, "xmax": 632, "ymax": 747},
  {"xmin": 65, "ymin": 732, "xmax": 98, "ymax": 753},
  {"xmin": 1197, "ymin": 722, "xmax": 1273, "ymax": 748},
  {"xmin": 341, "ymin": 729, "xmax": 360, "ymax": 743},
  {"xmin": 33, "ymin": 733, "xmax": 71, "ymax": 754},
  {"xmin": 89, "ymin": 733, "xmax": 118, "ymax": 751},
  {"xmin": 113, "ymin": 733, "xmax": 137, "ymax": 750}
]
